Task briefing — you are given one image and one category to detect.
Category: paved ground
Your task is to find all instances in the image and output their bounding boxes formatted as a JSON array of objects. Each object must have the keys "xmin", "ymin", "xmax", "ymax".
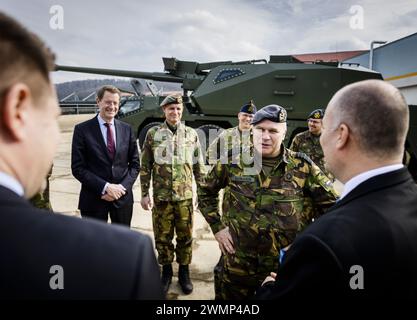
[{"xmin": 50, "ymin": 114, "xmax": 219, "ymax": 300}]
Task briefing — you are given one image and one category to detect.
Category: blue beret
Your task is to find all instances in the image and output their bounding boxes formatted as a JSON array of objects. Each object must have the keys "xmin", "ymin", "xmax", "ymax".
[
  {"xmin": 251, "ymin": 104, "xmax": 287, "ymax": 125},
  {"xmin": 240, "ymin": 100, "xmax": 257, "ymax": 114},
  {"xmin": 308, "ymin": 108, "xmax": 324, "ymax": 120}
]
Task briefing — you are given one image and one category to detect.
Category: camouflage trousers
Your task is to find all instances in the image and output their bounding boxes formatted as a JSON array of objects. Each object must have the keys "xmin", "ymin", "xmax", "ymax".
[
  {"xmin": 29, "ymin": 191, "xmax": 52, "ymax": 210},
  {"xmin": 152, "ymin": 199, "xmax": 194, "ymax": 265},
  {"xmin": 29, "ymin": 166, "xmax": 53, "ymax": 210},
  {"xmin": 214, "ymin": 252, "xmax": 279, "ymax": 300}
]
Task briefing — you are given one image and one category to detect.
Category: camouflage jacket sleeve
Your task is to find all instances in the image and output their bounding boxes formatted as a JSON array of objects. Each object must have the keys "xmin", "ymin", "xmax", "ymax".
[
  {"xmin": 140, "ymin": 129, "xmax": 155, "ymax": 198},
  {"xmin": 206, "ymin": 134, "xmax": 219, "ymax": 165},
  {"xmin": 303, "ymin": 154, "xmax": 339, "ymax": 216},
  {"xmin": 197, "ymin": 160, "xmax": 228, "ymax": 235},
  {"xmin": 118, "ymin": 125, "xmax": 140, "ymax": 192},
  {"xmin": 289, "ymin": 134, "xmax": 300, "ymax": 152},
  {"xmin": 206, "ymin": 130, "xmax": 227, "ymax": 165},
  {"xmin": 193, "ymin": 132, "xmax": 208, "ymax": 185}
]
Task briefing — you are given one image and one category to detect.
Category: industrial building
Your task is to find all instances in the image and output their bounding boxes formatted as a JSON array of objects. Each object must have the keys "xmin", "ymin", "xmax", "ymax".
[{"xmin": 344, "ymin": 32, "xmax": 417, "ymax": 105}]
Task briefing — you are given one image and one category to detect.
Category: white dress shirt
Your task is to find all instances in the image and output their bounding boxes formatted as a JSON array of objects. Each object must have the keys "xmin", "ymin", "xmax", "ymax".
[
  {"xmin": 0, "ymin": 171, "xmax": 24, "ymax": 196},
  {"xmin": 97, "ymin": 114, "xmax": 116, "ymax": 147},
  {"xmin": 97, "ymin": 115, "xmax": 124, "ymax": 195},
  {"xmin": 340, "ymin": 164, "xmax": 404, "ymax": 200}
]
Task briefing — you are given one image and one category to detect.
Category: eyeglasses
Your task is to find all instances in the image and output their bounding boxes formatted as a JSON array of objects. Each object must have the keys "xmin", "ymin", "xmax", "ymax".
[{"xmin": 102, "ymin": 100, "xmax": 119, "ymax": 107}]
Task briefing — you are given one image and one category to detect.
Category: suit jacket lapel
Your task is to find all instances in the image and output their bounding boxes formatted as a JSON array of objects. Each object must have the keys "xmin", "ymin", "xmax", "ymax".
[
  {"xmin": 327, "ymin": 168, "xmax": 411, "ymax": 213},
  {"xmin": 114, "ymin": 119, "xmax": 123, "ymax": 160},
  {"xmin": 91, "ymin": 115, "xmax": 112, "ymax": 162}
]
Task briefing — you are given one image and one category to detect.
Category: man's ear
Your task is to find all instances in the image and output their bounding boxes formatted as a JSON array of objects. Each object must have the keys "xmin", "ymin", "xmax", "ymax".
[
  {"xmin": 1, "ymin": 83, "xmax": 32, "ymax": 141},
  {"xmin": 336, "ymin": 123, "xmax": 350, "ymax": 150}
]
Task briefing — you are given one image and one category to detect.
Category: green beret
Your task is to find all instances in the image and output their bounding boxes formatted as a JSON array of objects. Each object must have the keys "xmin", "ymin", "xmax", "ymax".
[
  {"xmin": 160, "ymin": 95, "xmax": 183, "ymax": 107},
  {"xmin": 251, "ymin": 104, "xmax": 287, "ymax": 125}
]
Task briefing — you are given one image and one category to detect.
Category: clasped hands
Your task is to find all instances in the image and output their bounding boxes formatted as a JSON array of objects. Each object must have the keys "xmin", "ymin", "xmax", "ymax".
[{"xmin": 101, "ymin": 184, "xmax": 126, "ymax": 202}]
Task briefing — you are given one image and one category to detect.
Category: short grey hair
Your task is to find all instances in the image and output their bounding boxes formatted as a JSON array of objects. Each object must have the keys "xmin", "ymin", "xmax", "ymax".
[{"xmin": 329, "ymin": 79, "xmax": 409, "ymax": 159}]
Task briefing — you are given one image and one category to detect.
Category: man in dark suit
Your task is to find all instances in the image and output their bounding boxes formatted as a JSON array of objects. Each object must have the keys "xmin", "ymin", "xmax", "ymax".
[
  {"xmin": 256, "ymin": 79, "xmax": 417, "ymax": 300},
  {"xmin": 71, "ymin": 85, "xmax": 140, "ymax": 226},
  {"xmin": 0, "ymin": 11, "xmax": 162, "ymax": 299}
]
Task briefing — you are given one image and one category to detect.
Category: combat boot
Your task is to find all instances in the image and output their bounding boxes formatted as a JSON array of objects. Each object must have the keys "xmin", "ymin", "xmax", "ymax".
[
  {"xmin": 178, "ymin": 264, "xmax": 193, "ymax": 294},
  {"xmin": 161, "ymin": 264, "xmax": 173, "ymax": 295}
]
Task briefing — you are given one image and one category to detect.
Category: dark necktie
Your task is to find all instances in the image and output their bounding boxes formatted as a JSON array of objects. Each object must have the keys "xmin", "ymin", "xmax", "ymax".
[{"xmin": 104, "ymin": 123, "xmax": 115, "ymax": 160}]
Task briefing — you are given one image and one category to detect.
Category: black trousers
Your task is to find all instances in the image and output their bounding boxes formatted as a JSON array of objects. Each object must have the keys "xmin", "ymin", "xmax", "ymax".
[{"xmin": 81, "ymin": 203, "xmax": 133, "ymax": 227}]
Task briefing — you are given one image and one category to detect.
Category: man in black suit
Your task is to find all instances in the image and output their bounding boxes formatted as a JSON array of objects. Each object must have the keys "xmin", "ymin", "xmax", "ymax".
[
  {"xmin": 71, "ymin": 85, "xmax": 140, "ymax": 226},
  {"xmin": 256, "ymin": 79, "xmax": 417, "ymax": 300},
  {"xmin": 0, "ymin": 11, "xmax": 162, "ymax": 299}
]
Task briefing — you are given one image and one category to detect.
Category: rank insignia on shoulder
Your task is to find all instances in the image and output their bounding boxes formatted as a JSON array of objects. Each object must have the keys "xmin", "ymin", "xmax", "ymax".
[{"xmin": 284, "ymin": 172, "xmax": 293, "ymax": 182}]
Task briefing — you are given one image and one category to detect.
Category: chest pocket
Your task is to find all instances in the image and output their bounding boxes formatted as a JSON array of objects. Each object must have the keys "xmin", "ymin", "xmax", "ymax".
[
  {"xmin": 229, "ymin": 174, "xmax": 257, "ymax": 200},
  {"xmin": 176, "ymin": 140, "xmax": 195, "ymax": 165},
  {"xmin": 152, "ymin": 140, "xmax": 172, "ymax": 164},
  {"xmin": 267, "ymin": 174, "xmax": 304, "ymax": 231}
]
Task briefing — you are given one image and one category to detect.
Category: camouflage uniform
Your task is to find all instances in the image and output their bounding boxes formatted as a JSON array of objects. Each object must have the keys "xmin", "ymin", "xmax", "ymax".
[
  {"xmin": 207, "ymin": 127, "xmax": 253, "ymax": 164},
  {"xmin": 29, "ymin": 166, "xmax": 52, "ymax": 210},
  {"xmin": 290, "ymin": 130, "xmax": 334, "ymax": 181},
  {"xmin": 198, "ymin": 146, "xmax": 338, "ymax": 299},
  {"xmin": 140, "ymin": 121, "xmax": 206, "ymax": 265},
  {"xmin": 207, "ymin": 100, "xmax": 256, "ymax": 164}
]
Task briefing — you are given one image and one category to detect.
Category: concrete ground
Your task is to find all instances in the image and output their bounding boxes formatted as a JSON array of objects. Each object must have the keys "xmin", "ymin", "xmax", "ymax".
[
  {"xmin": 50, "ymin": 114, "xmax": 219, "ymax": 300},
  {"xmin": 50, "ymin": 114, "xmax": 343, "ymax": 300}
]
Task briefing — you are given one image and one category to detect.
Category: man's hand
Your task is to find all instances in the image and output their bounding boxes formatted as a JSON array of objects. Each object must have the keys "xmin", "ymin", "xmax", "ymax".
[
  {"xmin": 214, "ymin": 227, "xmax": 235, "ymax": 255},
  {"xmin": 101, "ymin": 194, "xmax": 115, "ymax": 202},
  {"xmin": 141, "ymin": 196, "xmax": 153, "ymax": 211},
  {"xmin": 262, "ymin": 272, "xmax": 277, "ymax": 286},
  {"xmin": 105, "ymin": 184, "xmax": 126, "ymax": 200}
]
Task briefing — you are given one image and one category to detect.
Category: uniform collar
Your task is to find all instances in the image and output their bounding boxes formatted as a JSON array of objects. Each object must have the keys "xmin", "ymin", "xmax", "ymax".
[
  {"xmin": 162, "ymin": 120, "xmax": 184, "ymax": 132},
  {"xmin": 307, "ymin": 130, "xmax": 321, "ymax": 139},
  {"xmin": 255, "ymin": 144, "xmax": 289, "ymax": 165},
  {"xmin": 281, "ymin": 145, "xmax": 290, "ymax": 164}
]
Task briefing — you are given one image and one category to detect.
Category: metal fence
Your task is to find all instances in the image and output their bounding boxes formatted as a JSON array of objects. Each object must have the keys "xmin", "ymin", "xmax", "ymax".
[{"xmin": 60, "ymin": 104, "xmax": 98, "ymax": 115}]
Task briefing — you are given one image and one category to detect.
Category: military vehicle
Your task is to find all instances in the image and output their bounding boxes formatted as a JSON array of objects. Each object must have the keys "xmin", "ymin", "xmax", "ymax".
[{"xmin": 55, "ymin": 56, "xmax": 416, "ymax": 179}]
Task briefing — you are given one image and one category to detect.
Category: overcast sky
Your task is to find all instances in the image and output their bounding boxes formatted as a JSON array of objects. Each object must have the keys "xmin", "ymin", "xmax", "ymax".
[{"xmin": 1, "ymin": 0, "xmax": 416, "ymax": 83}]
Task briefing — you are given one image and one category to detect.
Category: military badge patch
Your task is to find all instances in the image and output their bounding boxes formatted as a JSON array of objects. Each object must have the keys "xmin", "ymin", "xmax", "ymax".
[{"xmin": 279, "ymin": 110, "xmax": 287, "ymax": 122}]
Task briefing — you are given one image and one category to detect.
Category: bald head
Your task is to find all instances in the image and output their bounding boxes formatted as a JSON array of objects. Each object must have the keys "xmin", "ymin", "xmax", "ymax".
[{"xmin": 327, "ymin": 79, "xmax": 409, "ymax": 160}]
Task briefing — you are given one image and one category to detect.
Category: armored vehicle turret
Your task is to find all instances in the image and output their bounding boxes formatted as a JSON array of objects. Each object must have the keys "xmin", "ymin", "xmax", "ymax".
[{"xmin": 55, "ymin": 56, "xmax": 417, "ymax": 179}]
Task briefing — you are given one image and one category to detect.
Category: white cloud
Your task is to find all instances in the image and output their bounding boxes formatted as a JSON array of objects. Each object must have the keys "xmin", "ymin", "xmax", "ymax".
[{"xmin": 1, "ymin": 0, "xmax": 416, "ymax": 83}]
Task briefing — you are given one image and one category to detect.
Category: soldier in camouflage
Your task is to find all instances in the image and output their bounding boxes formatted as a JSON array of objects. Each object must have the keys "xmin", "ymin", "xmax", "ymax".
[
  {"xmin": 290, "ymin": 109, "xmax": 334, "ymax": 181},
  {"xmin": 198, "ymin": 104, "xmax": 339, "ymax": 300},
  {"xmin": 140, "ymin": 94, "xmax": 206, "ymax": 296},
  {"xmin": 29, "ymin": 165, "xmax": 53, "ymax": 210},
  {"xmin": 207, "ymin": 100, "xmax": 257, "ymax": 164}
]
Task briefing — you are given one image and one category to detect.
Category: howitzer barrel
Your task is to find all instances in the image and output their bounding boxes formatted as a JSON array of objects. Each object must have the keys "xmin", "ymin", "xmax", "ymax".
[{"xmin": 55, "ymin": 65, "xmax": 183, "ymax": 83}]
